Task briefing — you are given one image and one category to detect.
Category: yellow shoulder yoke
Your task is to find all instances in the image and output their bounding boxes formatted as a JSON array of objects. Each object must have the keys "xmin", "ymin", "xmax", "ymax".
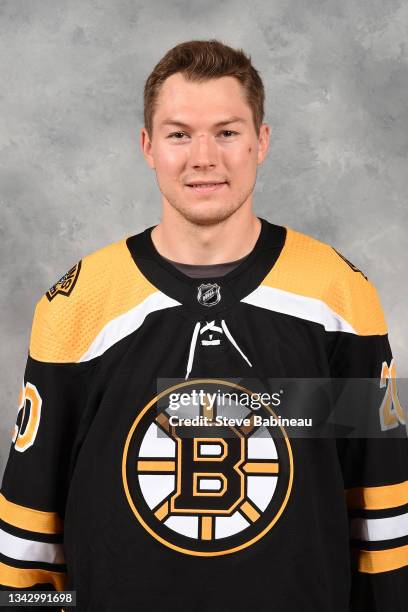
[
  {"xmin": 262, "ymin": 227, "xmax": 387, "ymax": 336},
  {"xmin": 29, "ymin": 237, "xmax": 158, "ymax": 362}
]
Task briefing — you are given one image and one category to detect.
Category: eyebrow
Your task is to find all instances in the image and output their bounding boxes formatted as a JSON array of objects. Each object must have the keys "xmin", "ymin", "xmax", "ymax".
[{"xmin": 160, "ymin": 116, "xmax": 247, "ymax": 129}]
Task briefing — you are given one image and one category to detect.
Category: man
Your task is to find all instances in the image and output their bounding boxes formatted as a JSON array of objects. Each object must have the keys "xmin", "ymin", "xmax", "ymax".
[{"xmin": 0, "ymin": 39, "xmax": 407, "ymax": 611}]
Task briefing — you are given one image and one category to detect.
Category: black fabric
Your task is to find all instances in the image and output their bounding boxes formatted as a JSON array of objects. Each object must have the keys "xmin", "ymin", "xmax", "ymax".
[
  {"xmin": 1, "ymin": 218, "xmax": 406, "ymax": 611},
  {"xmin": 126, "ymin": 216, "xmax": 287, "ymax": 317}
]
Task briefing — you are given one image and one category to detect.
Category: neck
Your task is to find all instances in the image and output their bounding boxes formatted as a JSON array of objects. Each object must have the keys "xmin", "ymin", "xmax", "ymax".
[{"xmin": 151, "ymin": 206, "xmax": 262, "ymax": 265}]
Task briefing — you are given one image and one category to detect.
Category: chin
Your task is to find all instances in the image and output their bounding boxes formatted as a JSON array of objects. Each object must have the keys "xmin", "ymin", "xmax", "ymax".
[
  {"xmin": 171, "ymin": 198, "xmax": 243, "ymax": 227},
  {"xmin": 182, "ymin": 207, "xmax": 237, "ymax": 226}
]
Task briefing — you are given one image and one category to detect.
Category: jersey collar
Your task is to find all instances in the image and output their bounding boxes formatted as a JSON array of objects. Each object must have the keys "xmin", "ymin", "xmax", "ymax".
[{"xmin": 126, "ymin": 217, "xmax": 286, "ymax": 317}]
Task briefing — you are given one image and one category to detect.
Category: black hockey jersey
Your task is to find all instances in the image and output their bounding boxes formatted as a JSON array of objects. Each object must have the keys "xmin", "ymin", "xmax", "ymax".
[{"xmin": 1, "ymin": 217, "xmax": 407, "ymax": 611}]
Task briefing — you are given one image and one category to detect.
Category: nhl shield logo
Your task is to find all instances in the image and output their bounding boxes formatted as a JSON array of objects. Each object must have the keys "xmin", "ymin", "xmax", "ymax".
[{"xmin": 197, "ymin": 283, "xmax": 221, "ymax": 307}]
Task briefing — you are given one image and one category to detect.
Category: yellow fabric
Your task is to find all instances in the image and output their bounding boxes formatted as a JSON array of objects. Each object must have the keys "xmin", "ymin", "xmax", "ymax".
[
  {"xmin": 29, "ymin": 238, "xmax": 158, "ymax": 363},
  {"xmin": 0, "ymin": 561, "xmax": 66, "ymax": 590},
  {"xmin": 0, "ymin": 493, "xmax": 63, "ymax": 534},
  {"xmin": 29, "ymin": 227, "xmax": 387, "ymax": 364},
  {"xmin": 345, "ymin": 480, "xmax": 408, "ymax": 510},
  {"xmin": 263, "ymin": 227, "xmax": 387, "ymax": 336},
  {"xmin": 354, "ymin": 544, "xmax": 408, "ymax": 574}
]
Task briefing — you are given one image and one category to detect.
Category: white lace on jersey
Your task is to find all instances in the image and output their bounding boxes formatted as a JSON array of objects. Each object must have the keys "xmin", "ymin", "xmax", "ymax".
[{"xmin": 185, "ymin": 319, "xmax": 252, "ymax": 379}]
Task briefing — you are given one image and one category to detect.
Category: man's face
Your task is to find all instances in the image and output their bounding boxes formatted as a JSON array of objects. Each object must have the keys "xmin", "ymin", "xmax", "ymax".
[{"xmin": 141, "ymin": 72, "xmax": 270, "ymax": 226}]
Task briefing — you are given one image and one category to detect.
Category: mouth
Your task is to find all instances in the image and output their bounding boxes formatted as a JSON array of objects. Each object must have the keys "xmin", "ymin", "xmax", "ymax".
[{"xmin": 185, "ymin": 181, "xmax": 228, "ymax": 193}]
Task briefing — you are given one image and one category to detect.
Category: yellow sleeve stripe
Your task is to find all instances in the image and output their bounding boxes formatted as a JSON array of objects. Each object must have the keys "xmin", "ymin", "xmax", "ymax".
[
  {"xmin": 345, "ymin": 481, "xmax": 408, "ymax": 510},
  {"xmin": 354, "ymin": 544, "xmax": 408, "ymax": 574},
  {"xmin": 262, "ymin": 227, "xmax": 387, "ymax": 336},
  {"xmin": 0, "ymin": 494, "xmax": 63, "ymax": 535},
  {"xmin": 0, "ymin": 561, "xmax": 66, "ymax": 590}
]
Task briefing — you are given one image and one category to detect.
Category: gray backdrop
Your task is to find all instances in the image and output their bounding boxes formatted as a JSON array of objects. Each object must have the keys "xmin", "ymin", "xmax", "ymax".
[{"xmin": 1, "ymin": 0, "xmax": 407, "ymax": 479}]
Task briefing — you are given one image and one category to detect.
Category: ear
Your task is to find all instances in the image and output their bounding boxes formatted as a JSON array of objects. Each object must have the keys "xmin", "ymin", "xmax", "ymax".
[
  {"xmin": 140, "ymin": 127, "xmax": 155, "ymax": 169},
  {"xmin": 257, "ymin": 123, "xmax": 270, "ymax": 165}
]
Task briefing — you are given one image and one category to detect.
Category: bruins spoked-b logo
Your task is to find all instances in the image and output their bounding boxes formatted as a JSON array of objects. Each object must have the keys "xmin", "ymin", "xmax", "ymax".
[
  {"xmin": 197, "ymin": 283, "xmax": 221, "ymax": 307},
  {"xmin": 46, "ymin": 261, "xmax": 82, "ymax": 301},
  {"xmin": 122, "ymin": 379, "xmax": 293, "ymax": 556}
]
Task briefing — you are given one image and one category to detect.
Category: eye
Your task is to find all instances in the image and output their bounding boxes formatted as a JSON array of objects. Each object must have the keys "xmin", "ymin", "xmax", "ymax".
[
  {"xmin": 167, "ymin": 130, "xmax": 238, "ymax": 140},
  {"xmin": 220, "ymin": 130, "xmax": 238, "ymax": 138},
  {"xmin": 168, "ymin": 131, "xmax": 187, "ymax": 139}
]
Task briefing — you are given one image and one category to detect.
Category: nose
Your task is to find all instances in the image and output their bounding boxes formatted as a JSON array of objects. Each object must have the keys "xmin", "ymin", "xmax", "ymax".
[{"xmin": 189, "ymin": 134, "xmax": 218, "ymax": 169}]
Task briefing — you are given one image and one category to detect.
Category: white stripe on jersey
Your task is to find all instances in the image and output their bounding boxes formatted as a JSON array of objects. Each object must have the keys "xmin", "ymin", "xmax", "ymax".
[
  {"xmin": 0, "ymin": 527, "xmax": 65, "ymax": 564},
  {"xmin": 350, "ymin": 512, "xmax": 408, "ymax": 542},
  {"xmin": 242, "ymin": 285, "xmax": 356, "ymax": 333},
  {"xmin": 79, "ymin": 291, "xmax": 181, "ymax": 361}
]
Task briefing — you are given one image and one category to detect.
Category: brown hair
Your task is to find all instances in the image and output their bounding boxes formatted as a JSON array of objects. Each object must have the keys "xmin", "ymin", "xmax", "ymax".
[{"xmin": 143, "ymin": 39, "xmax": 265, "ymax": 138}]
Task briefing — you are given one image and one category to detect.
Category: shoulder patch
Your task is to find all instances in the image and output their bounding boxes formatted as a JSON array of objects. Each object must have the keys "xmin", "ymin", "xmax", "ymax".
[
  {"xmin": 46, "ymin": 261, "xmax": 82, "ymax": 301},
  {"xmin": 332, "ymin": 248, "xmax": 368, "ymax": 281}
]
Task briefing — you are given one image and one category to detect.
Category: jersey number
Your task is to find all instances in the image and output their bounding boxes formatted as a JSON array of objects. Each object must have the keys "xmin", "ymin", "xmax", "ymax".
[
  {"xmin": 12, "ymin": 382, "xmax": 42, "ymax": 452},
  {"xmin": 379, "ymin": 359, "xmax": 406, "ymax": 431}
]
